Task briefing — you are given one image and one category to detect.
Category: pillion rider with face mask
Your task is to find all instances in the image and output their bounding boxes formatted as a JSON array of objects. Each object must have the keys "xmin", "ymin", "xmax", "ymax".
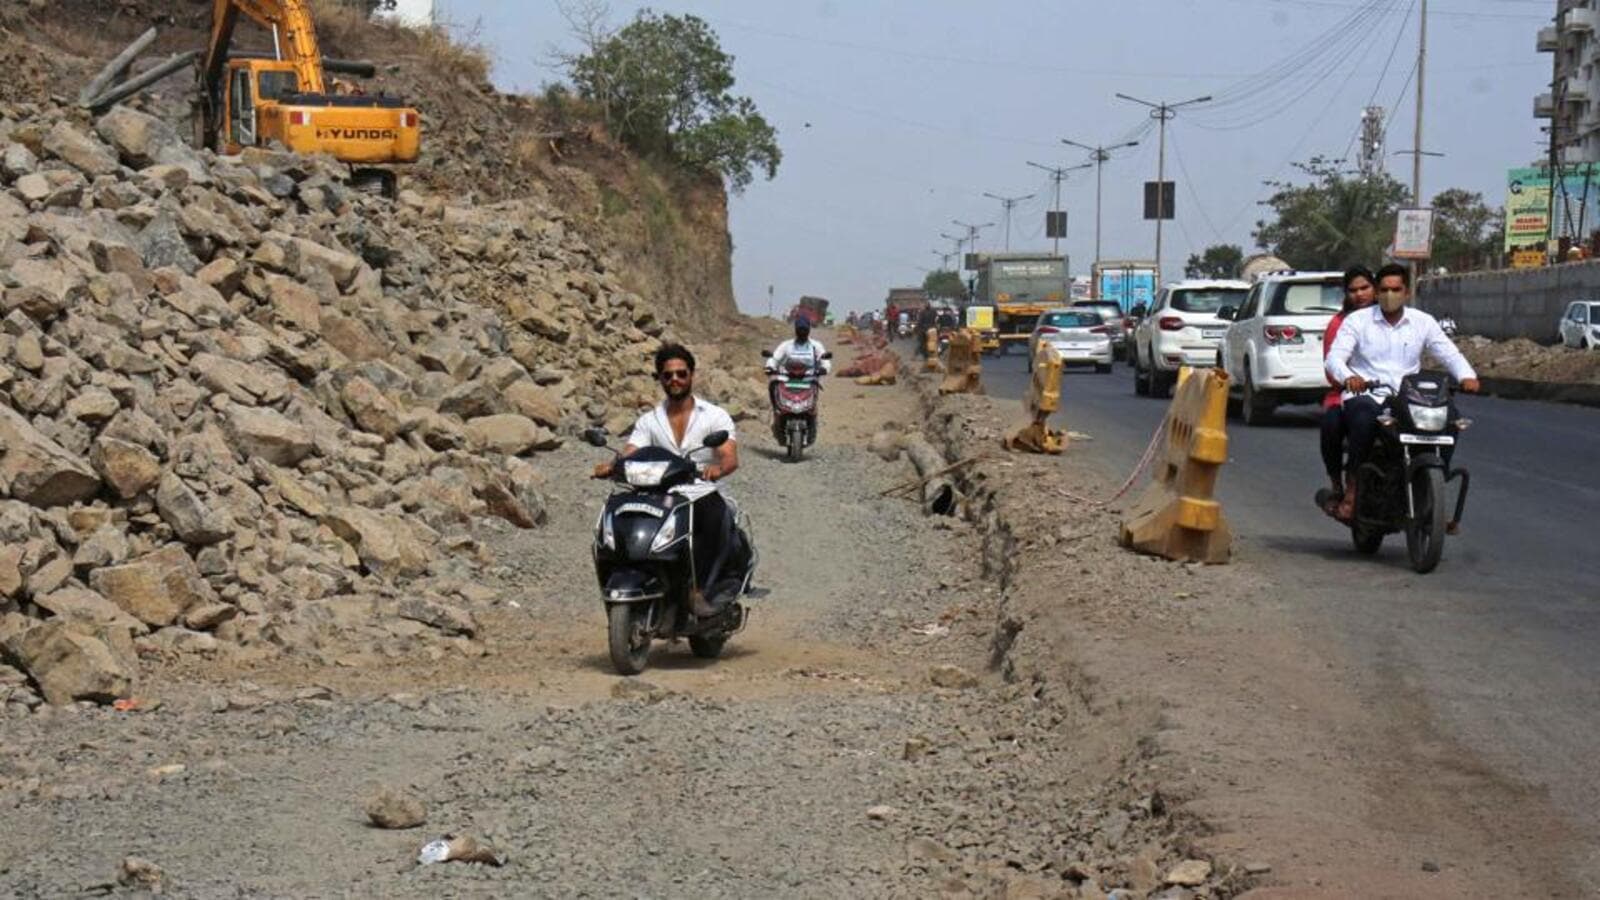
[{"xmin": 1324, "ymin": 263, "xmax": 1480, "ymax": 521}]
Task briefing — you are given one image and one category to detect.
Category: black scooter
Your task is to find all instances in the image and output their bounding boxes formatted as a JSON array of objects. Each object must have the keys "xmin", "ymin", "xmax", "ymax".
[
  {"xmin": 1317, "ymin": 372, "xmax": 1472, "ymax": 574},
  {"xmin": 585, "ymin": 428, "xmax": 759, "ymax": 675}
]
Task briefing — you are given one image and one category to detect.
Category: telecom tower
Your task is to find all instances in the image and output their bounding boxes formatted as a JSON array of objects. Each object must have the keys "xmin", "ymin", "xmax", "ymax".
[{"xmin": 1358, "ymin": 106, "xmax": 1386, "ymax": 176}]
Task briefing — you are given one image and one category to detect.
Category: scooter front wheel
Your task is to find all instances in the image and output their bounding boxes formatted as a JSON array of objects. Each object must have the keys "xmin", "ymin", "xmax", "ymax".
[{"xmin": 607, "ymin": 604, "xmax": 651, "ymax": 675}]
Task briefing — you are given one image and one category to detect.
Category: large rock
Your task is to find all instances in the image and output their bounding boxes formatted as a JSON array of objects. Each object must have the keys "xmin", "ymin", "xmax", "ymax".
[
  {"xmin": 135, "ymin": 213, "xmax": 201, "ymax": 274},
  {"xmin": 192, "ymin": 353, "xmax": 289, "ymax": 406},
  {"xmin": 291, "ymin": 237, "xmax": 362, "ymax": 289},
  {"xmin": 223, "ymin": 405, "xmax": 314, "ymax": 466},
  {"xmin": 5, "ymin": 257, "xmax": 86, "ymax": 322},
  {"xmin": 321, "ymin": 506, "xmax": 429, "ymax": 578},
  {"xmin": 504, "ymin": 381, "xmax": 563, "ymax": 427},
  {"xmin": 33, "ymin": 586, "xmax": 145, "ymax": 633},
  {"xmin": 464, "ymin": 414, "xmax": 559, "ymax": 456},
  {"xmin": 90, "ymin": 436, "xmax": 161, "ymax": 499},
  {"xmin": 267, "ymin": 274, "xmax": 321, "ymax": 332},
  {"xmin": 437, "ymin": 380, "xmax": 500, "ymax": 419},
  {"xmin": 95, "ymin": 106, "xmax": 208, "ymax": 182},
  {"xmin": 340, "ymin": 376, "xmax": 402, "ymax": 439},
  {"xmin": 155, "ymin": 472, "xmax": 231, "ymax": 545},
  {"xmin": 43, "ymin": 120, "xmax": 119, "ymax": 177},
  {"xmin": 2, "ymin": 619, "xmax": 133, "ymax": 705},
  {"xmin": 89, "ymin": 544, "xmax": 216, "ymax": 628},
  {"xmin": 321, "ymin": 312, "xmax": 388, "ymax": 362},
  {"xmin": 0, "ymin": 406, "xmax": 100, "ymax": 507}
]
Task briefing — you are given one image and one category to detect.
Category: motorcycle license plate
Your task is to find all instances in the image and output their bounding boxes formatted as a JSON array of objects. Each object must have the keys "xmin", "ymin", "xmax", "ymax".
[{"xmin": 1399, "ymin": 433, "xmax": 1454, "ymax": 446}]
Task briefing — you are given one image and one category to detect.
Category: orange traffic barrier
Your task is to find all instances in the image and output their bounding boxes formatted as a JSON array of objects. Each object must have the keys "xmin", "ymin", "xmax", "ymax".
[
  {"xmin": 1003, "ymin": 343, "xmax": 1064, "ymax": 453},
  {"xmin": 1119, "ymin": 367, "xmax": 1232, "ymax": 563}
]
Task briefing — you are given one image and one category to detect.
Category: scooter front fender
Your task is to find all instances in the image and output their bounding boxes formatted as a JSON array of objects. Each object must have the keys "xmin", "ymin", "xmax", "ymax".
[{"xmin": 602, "ymin": 568, "xmax": 666, "ymax": 604}]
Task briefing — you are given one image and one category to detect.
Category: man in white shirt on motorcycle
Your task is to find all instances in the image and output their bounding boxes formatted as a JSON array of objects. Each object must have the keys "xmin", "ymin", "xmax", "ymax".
[
  {"xmin": 765, "ymin": 316, "xmax": 830, "ymax": 414},
  {"xmin": 1325, "ymin": 263, "xmax": 1479, "ymax": 521}
]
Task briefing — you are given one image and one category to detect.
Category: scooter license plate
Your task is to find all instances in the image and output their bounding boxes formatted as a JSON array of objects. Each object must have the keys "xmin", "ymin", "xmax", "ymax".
[
  {"xmin": 785, "ymin": 381, "xmax": 810, "ymax": 389},
  {"xmin": 1399, "ymin": 433, "xmax": 1454, "ymax": 446}
]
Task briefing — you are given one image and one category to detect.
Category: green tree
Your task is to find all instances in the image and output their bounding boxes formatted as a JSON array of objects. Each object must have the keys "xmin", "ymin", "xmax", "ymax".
[
  {"xmin": 1430, "ymin": 188, "xmax": 1502, "ymax": 272},
  {"xmin": 1252, "ymin": 158, "xmax": 1408, "ymax": 270},
  {"xmin": 566, "ymin": 10, "xmax": 780, "ymax": 192},
  {"xmin": 1184, "ymin": 244, "xmax": 1244, "ymax": 279},
  {"xmin": 923, "ymin": 269, "xmax": 966, "ymax": 300}
]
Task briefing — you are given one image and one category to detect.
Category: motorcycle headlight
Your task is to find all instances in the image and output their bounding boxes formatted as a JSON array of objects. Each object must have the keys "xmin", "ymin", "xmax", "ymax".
[
  {"xmin": 1409, "ymin": 404, "xmax": 1449, "ymax": 432},
  {"xmin": 599, "ymin": 510, "xmax": 615, "ymax": 549},
  {"xmin": 649, "ymin": 511, "xmax": 680, "ymax": 553}
]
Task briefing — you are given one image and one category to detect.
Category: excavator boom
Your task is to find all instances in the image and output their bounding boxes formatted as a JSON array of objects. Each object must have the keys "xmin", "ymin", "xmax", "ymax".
[{"xmin": 206, "ymin": 0, "xmax": 326, "ymax": 96}]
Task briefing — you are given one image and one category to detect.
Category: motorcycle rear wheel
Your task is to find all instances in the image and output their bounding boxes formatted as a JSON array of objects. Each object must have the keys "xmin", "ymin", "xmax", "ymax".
[
  {"xmin": 1405, "ymin": 467, "xmax": 1447, "ymax": 573},
  {"xmin": 607, "ymin": 604, "xmax": 651, "ymax": 675}
]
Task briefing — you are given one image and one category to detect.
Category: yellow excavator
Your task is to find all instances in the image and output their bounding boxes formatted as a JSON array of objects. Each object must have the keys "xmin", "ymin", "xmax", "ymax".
[{"xmin": 199, "ymin": 0, "xmax": 421, "ymax": 195}]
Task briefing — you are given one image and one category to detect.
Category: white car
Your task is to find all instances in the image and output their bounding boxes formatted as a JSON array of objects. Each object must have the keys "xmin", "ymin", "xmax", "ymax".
[
  {"xmin": 1218, "ymin": 271, "xmax": 1345, "ymax": 425},
  {"xmin": 1027, "ymin": 308, "xmax": 1113, "ymax": 373},
  {"xmin": 1559, "ymin": 300, "xmax": 1600, "ymax": 349},
  {"xmin": 1131, "ymin": 279, "xmax": 1250, "ymax": 398}
]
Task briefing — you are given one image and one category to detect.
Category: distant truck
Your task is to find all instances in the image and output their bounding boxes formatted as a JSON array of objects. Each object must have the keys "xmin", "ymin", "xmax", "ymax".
[
  {"xmin": 788, "ymin": 295, "xmax": 830, "ymax": 324},
  {"xmin": 972, "ymin": 253, "xmax": 1069, "ymax": 349},
  {"xmin": 885, "ymin": 287, "xmax": 929, "ymax": 316},
  {"xmin": 1091, "ymin": 260, "xmax": 1159, "ymax": 313}
]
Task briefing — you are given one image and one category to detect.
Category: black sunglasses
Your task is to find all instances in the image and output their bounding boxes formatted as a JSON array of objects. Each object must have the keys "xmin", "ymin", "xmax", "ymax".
[{"xmin": 658, "ymin": 369, "xmax": 692, "ymax": 382}]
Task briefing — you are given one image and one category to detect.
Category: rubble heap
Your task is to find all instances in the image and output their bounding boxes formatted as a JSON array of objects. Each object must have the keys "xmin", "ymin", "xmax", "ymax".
[{"xmin": 0, "ymin": 101, "xmax": 758, "ymax": 709}]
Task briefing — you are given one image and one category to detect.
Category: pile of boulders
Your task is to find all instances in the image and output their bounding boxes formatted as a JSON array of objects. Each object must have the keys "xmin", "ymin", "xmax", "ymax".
[{"xmin": 0, "ymin": 100, "xmax": 740, "ymax": 710}]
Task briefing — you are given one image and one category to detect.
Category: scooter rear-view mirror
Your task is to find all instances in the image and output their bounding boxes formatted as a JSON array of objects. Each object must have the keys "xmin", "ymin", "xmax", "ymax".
[{"xmin": 702, "ymin": 430, "xmax": 729, "ymax": 449}]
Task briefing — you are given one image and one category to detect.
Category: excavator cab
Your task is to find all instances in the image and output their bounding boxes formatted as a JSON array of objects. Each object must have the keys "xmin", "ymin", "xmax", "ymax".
[{"xmin": 203, "ymin": 1, "xmax": 421, "ymax": 196}]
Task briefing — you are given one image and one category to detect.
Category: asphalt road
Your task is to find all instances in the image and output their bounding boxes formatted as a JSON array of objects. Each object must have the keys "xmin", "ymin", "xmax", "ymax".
[{"xmin": 980, "ymin": 349, "xmax": 1600, "ymax": 867}]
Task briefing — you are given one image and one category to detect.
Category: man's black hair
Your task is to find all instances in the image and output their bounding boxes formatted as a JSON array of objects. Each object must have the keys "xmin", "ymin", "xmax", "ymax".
[
  {"xmin": 1342, "ymin": 265, "xmax": 1375, "ymax": 291},
  {"xmin": 1374, "ymin": 262, "xmax": 1410, "ymax": 288},
  {"xmin": 654, "ymin": 343, "xmax": 696, "ymax": 374}
]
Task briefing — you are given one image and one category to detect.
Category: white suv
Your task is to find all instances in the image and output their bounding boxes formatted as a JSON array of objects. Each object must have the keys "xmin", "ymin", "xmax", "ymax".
[
  {"xmin": 1559, "ymin": 300, "xmax": 1600, "ymax": 349},
  {"xmin": 1131, "ymin": 279, "xmax": 1250, "ymax": 398},
  {"xmin": 1218, "ymin": 271, "xmax": 1344, "ymax": 425}
]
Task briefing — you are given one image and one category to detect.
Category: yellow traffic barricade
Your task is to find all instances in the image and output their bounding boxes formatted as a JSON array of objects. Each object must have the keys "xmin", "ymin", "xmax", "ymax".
[
  {"xmin": 939, "ymin": 328, "xmax": 983, "ymax": 394},
  {"xmin": 1004, "ymin": 343, "xmax": 1064, "ymax": 453},
  {"xmin": 1119, "ymin": 367, "xmax": 1232, "ymax": 563}
]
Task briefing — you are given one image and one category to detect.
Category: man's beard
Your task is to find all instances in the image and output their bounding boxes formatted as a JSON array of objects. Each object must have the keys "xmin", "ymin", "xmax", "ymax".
[{"xmin": 665, "ymin": 381, "xmax": 692, "ymax": 400}]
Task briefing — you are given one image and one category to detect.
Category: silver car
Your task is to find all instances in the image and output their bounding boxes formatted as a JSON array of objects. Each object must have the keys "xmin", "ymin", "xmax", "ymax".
[
  {"xmin": 1027, "ymin": 308, "xmax": 1114, "ymax": 373},
  {"xmin": 1559, "ymin": 300, "xmax": 1600, "ymax": 349}
]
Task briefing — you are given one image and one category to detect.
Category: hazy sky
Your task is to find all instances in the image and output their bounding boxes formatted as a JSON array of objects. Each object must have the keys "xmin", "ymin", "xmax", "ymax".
[{"xmin": 444, "ymin": 0, "xmax": 1551, "ymax": 315}]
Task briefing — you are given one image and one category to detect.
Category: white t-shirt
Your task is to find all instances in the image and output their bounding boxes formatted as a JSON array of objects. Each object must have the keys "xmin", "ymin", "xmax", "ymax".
[
  {"xmin": 627, "ymin": 396, "xmax": 737, "ymax": 471},
  {"xmin": 765, "ymin": 338, "xmax": 831, "ymax": 375}
]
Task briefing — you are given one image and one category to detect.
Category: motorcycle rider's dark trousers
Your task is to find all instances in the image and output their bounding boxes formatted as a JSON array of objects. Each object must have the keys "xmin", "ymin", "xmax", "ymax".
[
  {"xmin": 1319, "ymin": 406, "xmax": 1346, "ymax": 484},
  {"xmin": 691, "ymin": 491, "xmax": 734, "ymax": 597}
]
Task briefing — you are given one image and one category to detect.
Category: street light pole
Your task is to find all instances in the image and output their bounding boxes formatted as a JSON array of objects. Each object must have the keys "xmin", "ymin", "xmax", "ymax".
[
  {"xmin": 1027, "ymin": 160, "xmax": 1092, "ymax": 257},
  {"xmin": 1063, "ymin": 138, "xmax": 1140, "ymax": 266},
  {"xmin": 982, "ymin": 192, "xmax": 1035, "ymax": 251},
  {"xmin": 1113, "ymin": 93, "xmax": 1212, "ymax": 282},
  {"xmin": 951, "ymin": 219, "xmax": 995, "ymax": 265}
]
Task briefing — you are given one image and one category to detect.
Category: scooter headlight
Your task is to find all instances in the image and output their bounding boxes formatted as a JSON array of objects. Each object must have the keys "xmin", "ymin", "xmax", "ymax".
[
  {"xmin": 1409, "ymin": 404, "xmax": 1449, "ymax": 432},
  {"xmin": 599, "ymin": 510, "xmax": 615, "ymax": 549},
  {"xmin": 649, "ymin": 511, "xmax": 680, "ymax": 554}
]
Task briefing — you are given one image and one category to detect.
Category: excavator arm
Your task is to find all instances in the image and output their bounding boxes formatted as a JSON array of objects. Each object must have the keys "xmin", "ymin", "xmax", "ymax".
[{"xmin": 203, "ymin": 0, "xmax": 326, "ymax": 96}]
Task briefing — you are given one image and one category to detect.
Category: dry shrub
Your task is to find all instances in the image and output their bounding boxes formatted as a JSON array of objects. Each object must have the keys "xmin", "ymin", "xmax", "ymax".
[
  {"xmin": 413, "ymin": 18, "xmax": 491, "ymax": 86},
  {"xmin": 306, "ymin": 0, "xmax": 370, "ymax": 53}
]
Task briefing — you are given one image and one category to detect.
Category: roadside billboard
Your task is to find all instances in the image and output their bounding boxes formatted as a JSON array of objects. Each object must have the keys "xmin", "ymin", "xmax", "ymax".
[{"xmin": 1504, "ymin": 167, "xmax": 1550, "ymax": 253}]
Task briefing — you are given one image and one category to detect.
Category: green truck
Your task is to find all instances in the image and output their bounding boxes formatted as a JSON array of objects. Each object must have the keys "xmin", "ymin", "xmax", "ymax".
[{"xmin": 971, "ymin": 253, "xmax": 1069, "ymax": 349}]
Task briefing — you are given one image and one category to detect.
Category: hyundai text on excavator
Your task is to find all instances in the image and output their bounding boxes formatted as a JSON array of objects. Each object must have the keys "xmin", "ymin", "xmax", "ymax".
[{"xmin": 199, "ymin": 0, "xmax": 421, "ymax": 195}]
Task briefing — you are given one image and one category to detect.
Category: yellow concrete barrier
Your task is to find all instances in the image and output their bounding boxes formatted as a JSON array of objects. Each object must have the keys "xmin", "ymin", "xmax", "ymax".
[
  {"xmin": 1004, "ymin": 342, "xmax": 1065, "ymax": 454},
  {"xmin": 923, "ymin": 327, "xmax": 942, "ymax": 372},
  {"xmin": 1119, "ymin": 366, "xmax": 1232, "ymax": 563},
  {"xmin": 938, "ymin": 329, "xmax": 983, "ymax": 395}
]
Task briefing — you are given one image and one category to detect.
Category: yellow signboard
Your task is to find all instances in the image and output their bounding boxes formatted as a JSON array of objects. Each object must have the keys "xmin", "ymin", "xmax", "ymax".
[
  {"xmin": 1511, "ymin": 249, "xmax": 1546, "ymax": 269},
  {"xmin": 1505, "ymin": 168, "xmax": 1550, "ymax": 253}
]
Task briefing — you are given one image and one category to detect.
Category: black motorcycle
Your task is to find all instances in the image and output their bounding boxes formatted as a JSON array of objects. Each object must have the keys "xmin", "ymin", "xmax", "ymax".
[
  {"xmin": 585, "ymin": 429, "xmax": 758, "ymax": 675},
  {"xmin": 1318, "ymin": 372, "xmax": 1472, "ymax": 574}
]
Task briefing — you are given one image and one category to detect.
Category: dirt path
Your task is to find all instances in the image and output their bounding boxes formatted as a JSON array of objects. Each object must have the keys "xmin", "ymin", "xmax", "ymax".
[{"xmin": 0, "ymin": 358, "xmax": 1198, "ymax": 897}]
